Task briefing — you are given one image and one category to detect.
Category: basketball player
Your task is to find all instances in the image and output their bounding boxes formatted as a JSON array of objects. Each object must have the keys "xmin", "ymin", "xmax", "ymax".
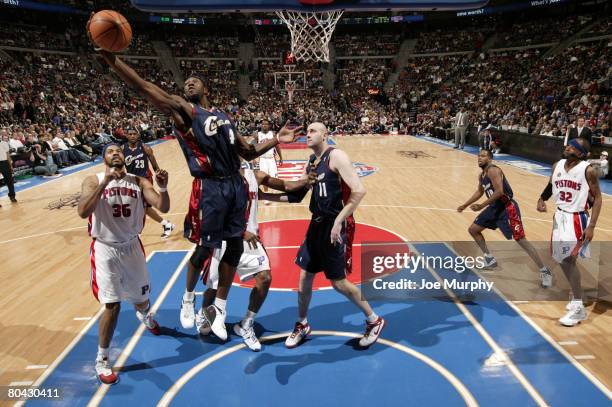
[
  {"xmin": 195, "ymin": 162, "xmax": 314, "ymax": 350},
  {"xmin": 537, "ymin": 138, "xmax": 602, "ymax": 327},
  {"xmin": 257, "ymin": 119, "xmax": 283, "ymax": 205},
  {"xmin": 123, "ymin": 127, "xmax": 175, "ymax": 238},
  {"xmin": 93, "ymin": 39, "xmax": 301, "ymax": 341},
  {"xmin": 77, "ymin": 143, "xmax": 169, "ymax": 384},
  {"xmin": 270, "ymin": 122, "xmax": 386, "ymax": 349},
  {"xmin": 457, "ymin": 150, "xmax": 553, "ymax": 286}
]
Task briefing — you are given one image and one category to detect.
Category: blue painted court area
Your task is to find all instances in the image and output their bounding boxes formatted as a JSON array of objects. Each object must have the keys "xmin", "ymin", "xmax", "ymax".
[
  {"xmin": 416, "ymin": 134, "xmax": 612, "ymax": 195},
  {"xmin": 28, "ymin": 245, "xmax": 610, "ymax": 406}
]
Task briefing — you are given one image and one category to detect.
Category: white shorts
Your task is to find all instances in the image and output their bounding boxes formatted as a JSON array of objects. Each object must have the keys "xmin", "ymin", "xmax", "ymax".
[
  {"xmin": 551, "ymin": 210, "xmax": 591, "ymax": 263},
  {"xmin": 258, "ymin": 157, "xmax": 278, "ymax": 178},
  {"xmin": 205, "ymin": 240, "xmax": 270, "ymax": 290},
  {"xmin": 90, "ymin": 238, "xmax": 150, "ymax": 304}
]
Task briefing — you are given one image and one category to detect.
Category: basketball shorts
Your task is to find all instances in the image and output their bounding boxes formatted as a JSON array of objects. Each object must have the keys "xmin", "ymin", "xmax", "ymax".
[
  {"xmin": 89, "ymin": 238, "xmax": 150, "ymax": 304},
  {"xmin": 258, "ymin": 157, "xmax": 278, "ymax": 178},
  {"xmin": 295, "ymin": 216, "xmax": 355, "ymax": 280},
  {"xmin": 184, "ymin": 174, "xmax": 249, "ymax": 248},
  {"xmin": 204, "ymin": 240, "xmax": 270, "ymax": 289},
  {"xmin": 551, "ymin": 210, "xmax": 591, "ymax": 263},
  {"xmin": 474, "ymin": 200, "xmax": 526, "ymax": 241}
]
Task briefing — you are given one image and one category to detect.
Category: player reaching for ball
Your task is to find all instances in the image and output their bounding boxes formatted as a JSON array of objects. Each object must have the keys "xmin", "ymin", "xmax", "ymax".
[{"xmin": 87, "ymin": 11, "xmax": 303, "ymax": 340}]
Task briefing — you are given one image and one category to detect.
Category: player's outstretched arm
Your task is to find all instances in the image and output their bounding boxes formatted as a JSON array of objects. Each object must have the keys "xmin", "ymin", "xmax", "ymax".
[
  {"xmin": 235, "ymin": 121, "xmax": 302, "ymax": 161},
  {"xmin": 584, "ymin": 166, "xmax": 602, "ymax": 242},
  {"xmin": 97, "ymin": 50, "xmax": 190, "ymax": 118},
  {"xmin": 254, "ymin": 169, "xmax": 315, "ymax": 192},
  {"xmin": 259, "ymin": 190, "xmax": 290, "ymax": 202},
  {"xmin": 139, "ymin": 171, "xmax": 170, "ymax": 213}
]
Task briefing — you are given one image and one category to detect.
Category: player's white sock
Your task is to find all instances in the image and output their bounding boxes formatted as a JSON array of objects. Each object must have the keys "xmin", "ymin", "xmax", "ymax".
[
  {"xmin": 184, "ymin": 290, "xmax": 195, "ymax": 301},
  {"xmin": 540, "ymin": 267, "xmax": 551, "ymax": 273},
  {"xmin": 161, "ymin": 219, "xmax": 170, "ymax": 227},
  {"xmin": 97, "ymin": 346, "xmax": 109, "ymax": 361},
  {"xmin": 242, "ymin": 310, "xmax": 257, "ymax": 328},
  {"xmin": 366, "ymin": 312, "xmax": 379, "ymax": 323},
  {"xmin": 214, "ymin": 297, "xmax": 227, "ymax": 312},
  {"xmin": 298, "ymin": 317, "xmax": 308, "ymax": 325}
]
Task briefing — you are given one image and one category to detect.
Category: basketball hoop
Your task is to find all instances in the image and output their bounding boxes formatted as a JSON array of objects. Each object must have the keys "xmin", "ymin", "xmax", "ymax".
[
  {"xmin": 285, "ymin": 80, "xmax": 296, "ymax": 104},
  {"xmin": 275, "ymin": 9, "xmax": 343, "ymax": 63}
]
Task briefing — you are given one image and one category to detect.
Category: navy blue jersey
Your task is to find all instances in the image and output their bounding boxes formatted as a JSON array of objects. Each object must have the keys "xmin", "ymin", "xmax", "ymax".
[
  {"xmin": 480, "ymin": 164, "xmax": 513, "ymax": 207},
  {"xmin": 309, "ymin": 148, "xmax": 351, "ymax": 218},
  {"xmin": 174, "ymin": 105, "xmax": 241, "ymax": 178},
  {"xmin": 123, "ymin": 141, "xmax": 150, "ymax": 178}
]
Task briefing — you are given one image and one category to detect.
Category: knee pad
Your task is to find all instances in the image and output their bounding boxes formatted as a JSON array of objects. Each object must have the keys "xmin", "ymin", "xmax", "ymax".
[
  {"xmin": 221, "ymin": 237, "xmax": 243, "ymax": 267},
  {"xmin": 190, "ymin": 245, "xmax": 212, "ymax": 270}
]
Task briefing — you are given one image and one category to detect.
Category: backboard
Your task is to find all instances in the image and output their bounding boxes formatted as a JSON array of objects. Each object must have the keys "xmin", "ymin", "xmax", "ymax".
[{"xmin": 131, "ymin": 0, "xmax": 490, "ymax": 13}]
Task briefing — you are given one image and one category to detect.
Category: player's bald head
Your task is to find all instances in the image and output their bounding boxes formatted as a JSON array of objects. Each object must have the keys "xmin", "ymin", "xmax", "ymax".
[{"xmin": 308, "ymin": 122, "xmax": 328, "ymax": 135}]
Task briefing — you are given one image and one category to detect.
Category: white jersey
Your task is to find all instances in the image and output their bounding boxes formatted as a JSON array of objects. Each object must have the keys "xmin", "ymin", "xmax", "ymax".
[
  {"xmin": 244, "ymin": 168, "xmax": 259, "ymax": 234},
  {"xmin": 89, "ymin": 173, "xmax": 146, "ymax": 245},
  {"xmin": 258, "ymin": 131, "xmax": 275, "ymax": 158},
  {"xmin": 552, "ymin": 159, "xmax": 591, "ymax": 213}
]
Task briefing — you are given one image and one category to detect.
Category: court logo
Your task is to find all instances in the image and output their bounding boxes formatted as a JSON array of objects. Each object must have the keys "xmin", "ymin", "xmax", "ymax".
[
  {"xmin": 47, "ymin": 192, "xmax": 81, "ymax": 210},
  {"xmin": 276, "ymin": 160, "xmax": 378, "ymax": 180},
  {"xmin": 398, "ymin": 151, "xmax": 434, "ymax": 159}
]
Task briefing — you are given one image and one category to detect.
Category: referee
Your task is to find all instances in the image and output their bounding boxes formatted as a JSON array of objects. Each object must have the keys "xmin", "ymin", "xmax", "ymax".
[{"xmin": 0, "ymin": 132, "xmax": 17, "ymax": 205}]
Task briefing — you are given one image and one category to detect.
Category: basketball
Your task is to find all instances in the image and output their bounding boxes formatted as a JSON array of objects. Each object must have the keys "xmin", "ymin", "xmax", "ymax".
[{"xmin": 88, "ymin": 10, "xmax": 132, "ymax": 53}]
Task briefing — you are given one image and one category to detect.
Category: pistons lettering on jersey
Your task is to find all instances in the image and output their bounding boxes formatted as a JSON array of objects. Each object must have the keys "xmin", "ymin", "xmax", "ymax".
[
  {"xmin": 102, "ymin": 186, "xmax": 139, "ymax": 199},
  {"xmin": 203, "ymin": 116, "xmax": 231, "ymax": 136},
  {"xmin": 555, "ymin": 180, "xmax": 582, "ymax": 190}
]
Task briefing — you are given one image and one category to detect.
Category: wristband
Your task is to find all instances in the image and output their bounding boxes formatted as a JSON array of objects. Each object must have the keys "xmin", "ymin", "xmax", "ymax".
[
  {"xmin": 540, "ymin": 183, "xmax": 552, "ymax": 201},
  {"xmin": 159, "ymin": 187, "xmax": 168, "ymax": 193}
]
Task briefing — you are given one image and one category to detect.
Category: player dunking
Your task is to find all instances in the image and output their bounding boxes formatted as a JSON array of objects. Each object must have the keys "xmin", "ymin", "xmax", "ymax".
[
  {"xmin": 537, "ymin": 138, "xmax": 602, "ymax": 326},
  {"xmin": 93, "ymin": 36, "xmax": 302, "ymax": 341},
  {"xmin": 256, "ymin": 119, "xmax": 283, "ymax": 205},
  {"xmin": 271, "ymin": 122, "xmax": 386, "ymax": 349},
  {"xmin": 458, "ymin": 150, "xmax": 552, "ymax": 286},
  {"xmin": 77, "ymin": 144, "xmax": 169, "ymax": 384},
  {"xmin": 123, "ymin": 127, "xmax": 175, "ymax": 238},
  {"xmin": 196, "ymin": 161, "xmax": 314, "ymax": 350}
]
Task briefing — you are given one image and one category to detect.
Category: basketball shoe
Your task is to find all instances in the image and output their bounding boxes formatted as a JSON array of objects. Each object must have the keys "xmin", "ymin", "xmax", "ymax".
[
  {"xmin": 234, "ymin": 320, "xmax": 261, "ymax": 352},
  {"xmin": 137, "ymin": 311, "xmax": 161, "ymax": 335},
  {"xmin": 95, "ymin": 358, "xmax": 118, "ymax": 385},
  {"xmin": 161, "ymin": 223, "xmax": 175, "ymax": 239},
  {"xmin": 285, "ymin": 321, "xmax": 311, "ymax": 348},
  {"xmin": 180, "ymin": 296, "xmax": 195, "ymax": 329},
  {"xmin": 540, "ymin": 267, "xmax": 553, "ymax": 288},
  {"xmin": 482, "ymin": 255, "xmax": 497, "ymax": 269},
  {"xmin": 195, "ymin": 309, "xmax": 211, "ymax": 336},
  {"xmin": 359, "ymin": 317, "xmax": 386, "ymax": 347},
  {"xmin": 204, "ymin": 304, "xmax": 227, "ymax": 340},
  {"xmin": 559, "ymin": 301, "xmax": 587, "ymax": 327}
]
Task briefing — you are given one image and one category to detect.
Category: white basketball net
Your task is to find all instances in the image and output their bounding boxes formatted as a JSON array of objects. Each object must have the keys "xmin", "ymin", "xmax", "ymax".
[{"xmin": 275, "ymin": 9, "xmax": 344, "ymax": 63}]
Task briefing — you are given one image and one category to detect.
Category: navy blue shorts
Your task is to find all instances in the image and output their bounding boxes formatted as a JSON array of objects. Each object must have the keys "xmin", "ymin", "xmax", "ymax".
[
  {"xmin": 474, "ymin": 200, "xmax": 526, "ymax": 241},
  {"xmin": 184, "ymin": 174, "xmax": 248, "ymax": 248},
  {"xmin": 295, "ymin": 216, "xmax": 355, "ymax": 280}
]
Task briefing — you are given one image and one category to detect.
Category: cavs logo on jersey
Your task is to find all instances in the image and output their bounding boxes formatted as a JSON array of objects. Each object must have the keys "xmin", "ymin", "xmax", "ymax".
[{"xmin": 276, "ymin": 160, "xmax": 378, "ymax": 181}]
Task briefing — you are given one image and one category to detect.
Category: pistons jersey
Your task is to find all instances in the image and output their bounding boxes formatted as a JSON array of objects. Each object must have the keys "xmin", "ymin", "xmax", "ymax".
[
  {"xmin": 257, "ymin": 131, "xmax": 275, "ymax": 159},
  {"xmin": 89, "ymin": 173, "xmax": 146, "ymax": 244},
  {"xmin": 243, "ymin": 168, "xmax": 259, "ymax": 234},
  {"xmin": 552, "ymin": 159, "xmax": 591, "ymax": 212}
]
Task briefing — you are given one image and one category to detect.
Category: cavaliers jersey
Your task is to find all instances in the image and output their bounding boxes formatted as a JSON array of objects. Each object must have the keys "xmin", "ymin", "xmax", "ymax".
[
  {"xmin": 257, "ymin": 131, "xmax": 275, "ymax": 159},
  {"xmin": 174, "ymin": 105, "xmax": 241, "ymax": 178},
  {"xmin": 89, "ymin": 173, "xmax": 146, "ymax": 245},
  {"xmin": 309, "ymin": 148, "xmax": 351, "ymax": 218},
  {"xmin": 243, "ymin": 168, "xmax": 259, "ymax": 234},
  {"xmin": 480, "ymin": 165, "xmax": 513, "ymax": 208},
  {"xmin": 123, "ymin": 142, "xmax": 149, "ymax": 178},
  {"xmin": 552, "ymin": 159, "xmax": 590, "ymax": 212}
]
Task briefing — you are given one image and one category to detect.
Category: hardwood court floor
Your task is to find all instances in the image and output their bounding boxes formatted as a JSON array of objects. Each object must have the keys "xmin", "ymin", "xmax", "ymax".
[{"xmin": 0, "ymin": 135, "xmax": 610, "ymax": 391}]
